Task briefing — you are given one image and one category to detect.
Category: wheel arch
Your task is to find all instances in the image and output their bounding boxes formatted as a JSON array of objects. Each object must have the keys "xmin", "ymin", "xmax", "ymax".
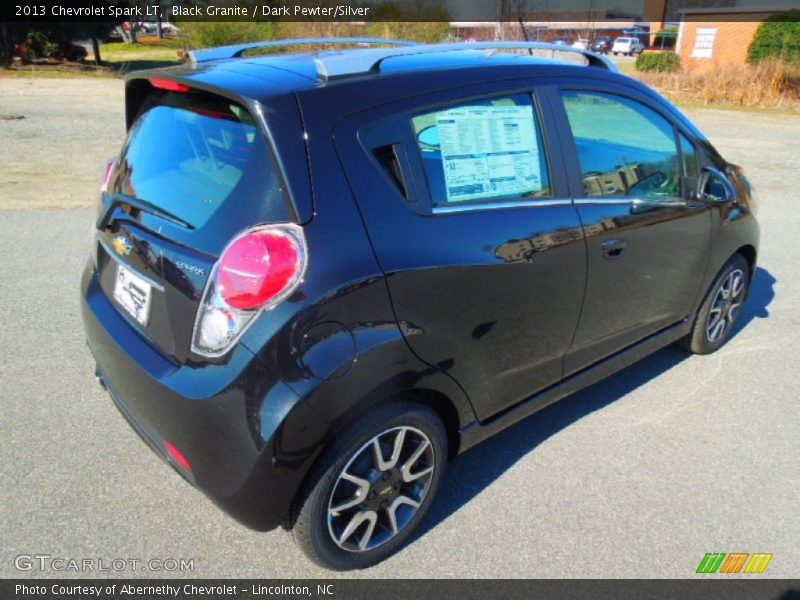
[
  {"xmin": 321, "ymin": 385, "xmax": 466, "ymax": 463},
  {"xmin": 279, "ymin": 331, "xmax": 475, "ymax": 525},
  {"xmin": 283, "ymin": 384, "xmax": 465, "ymax": 529},
  {"xmin": 364, "ymin": 387, "xmax": 462, "ymax": 460},
  {"xmin": 736, "ymin": 244, "xmax": 757, "ymax": 276}
]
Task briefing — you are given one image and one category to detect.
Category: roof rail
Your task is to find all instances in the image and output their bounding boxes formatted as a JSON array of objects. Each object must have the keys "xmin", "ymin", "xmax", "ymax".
[
  {"xmin": 190, "ymin": 37, "xmax": 419, "ymax": 65},
  {"xmin": 314, "ymin": 41, "xmax": 619, "ymax": 79}
]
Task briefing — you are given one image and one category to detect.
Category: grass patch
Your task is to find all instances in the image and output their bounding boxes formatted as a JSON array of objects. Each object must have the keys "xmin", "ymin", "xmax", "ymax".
[
  {"xmin": 633, "ymin": 60, "xmax": 800, "ymax": 112},
  {"xmin": 0, "ymin": 61, "xmax": 116, "ymax": 78},
  {"xmin": 97, "ymin": 35, "xmax": 184, "ymax": 74},
  {"xmin": 1, "ymin": 35, "xmax": 184, "ymax": 78}
]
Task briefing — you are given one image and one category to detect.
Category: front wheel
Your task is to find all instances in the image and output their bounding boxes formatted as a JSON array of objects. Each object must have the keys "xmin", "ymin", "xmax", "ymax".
[
  {"xmin": 681, "ymin": 254, "xmax": 750, "ymax": 354},
  {"xmin": 291, "ymin": 401, "xmax": 447, "ymax": 570}
]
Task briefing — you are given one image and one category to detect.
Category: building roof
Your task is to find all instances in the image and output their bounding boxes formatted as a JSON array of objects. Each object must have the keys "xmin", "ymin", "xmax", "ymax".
[{"xmin": 677, "ymin": 5, "xmax": 796, "ymax": 14}]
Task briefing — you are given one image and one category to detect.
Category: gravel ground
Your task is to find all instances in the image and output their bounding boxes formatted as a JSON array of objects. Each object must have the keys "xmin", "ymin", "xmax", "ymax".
[
  {"xmin": 0, "ymin": 78, "xmax": 798, "ymax": 579},
  {"xmin": 0, "ymin": 78, "xmax": 124, "ymax": 210}
]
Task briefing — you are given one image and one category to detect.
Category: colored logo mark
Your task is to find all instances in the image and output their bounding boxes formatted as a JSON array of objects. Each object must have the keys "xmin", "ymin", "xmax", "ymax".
[{"xmin": 696, "ymin": 552, "xmax": 773, "ymax": 574}]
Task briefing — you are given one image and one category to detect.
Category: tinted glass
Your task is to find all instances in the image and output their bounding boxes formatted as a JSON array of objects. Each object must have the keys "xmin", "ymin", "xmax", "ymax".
[
  {"xmin": 411, "ymin": 94, "xmax": 550, "ymax": 206},
  {"xmin": 562, "ymin": 91, "xmax": 681, "ymax": 198},
  {"xmin": 679, "ymin": 133, "xmax": 698, "ymax": 179},
  {"xmin": 111, "ymin": 91, "xmax": 288, "ymax": 229},
  {"xmin": 679, "ymin": 133, "xmax": 699, "ymax": 197}
]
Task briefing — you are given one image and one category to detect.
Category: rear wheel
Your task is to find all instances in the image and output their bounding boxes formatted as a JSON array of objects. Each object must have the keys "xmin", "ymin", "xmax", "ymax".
[
  {"xmin": 291, "ymin": 401, "xmax": 446, "ymax": 570},
  {"xmin": 681, "ymin": 254, "xmax": 750, "ymax": 354}
]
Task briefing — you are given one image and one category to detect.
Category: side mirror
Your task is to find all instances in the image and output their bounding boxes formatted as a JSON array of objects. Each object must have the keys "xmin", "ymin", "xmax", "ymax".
[{"xmin": 698, "ymin": 166, "xmax": 736, "ymax": 202}]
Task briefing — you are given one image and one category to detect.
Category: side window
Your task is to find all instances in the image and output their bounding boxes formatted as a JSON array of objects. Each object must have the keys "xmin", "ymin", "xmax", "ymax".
[
  {"xmin": 561, "ymin": 91, "xmax": 681, "ymax": 199},
  {"xmin": 679, "ymin": 134, "xmax": 698, "ymax": 180},
  {"xmin": 411, "ymin": 94, "xmax": 550, "ymax": 206}
]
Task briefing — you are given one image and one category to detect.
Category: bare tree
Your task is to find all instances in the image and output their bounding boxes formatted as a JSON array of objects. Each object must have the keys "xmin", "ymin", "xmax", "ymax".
[{"xmin": 155, "ymin": 0, "xmax": 163, "ymax": 39}]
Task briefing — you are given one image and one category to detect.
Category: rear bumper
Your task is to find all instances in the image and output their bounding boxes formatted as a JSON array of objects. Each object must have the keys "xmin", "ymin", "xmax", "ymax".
[{"xmin": 80, "ymin": 262, "xmax": 329, "ymax": 531}]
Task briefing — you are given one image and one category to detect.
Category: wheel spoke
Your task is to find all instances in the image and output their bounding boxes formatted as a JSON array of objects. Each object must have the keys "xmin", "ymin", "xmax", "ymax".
[
  {"xmin": 338, "ymin": 509, "xmax": 378, "ymax": 550},
  {"xmin": 719, "ymin": 281, "xmax": 730, "ymax": 300},
  {"xmin": 370, "ymin": 439, "xmax": 385, "ymax": 471},
  {"xmin": 731, "ymin": 271, "xmax": 745, "ymax": 297},
  {"xmin": 330, "ymin": 472, "xmax": 370, "ymax": 516},
  {"xmin": 709, "ymin": 319, "xmax": 726, "ymax": 342},
  {"xmin": 371, "ymin": 428, "xmax": 406, "ymax": 472},
  {"xmin": 359, "ymin": 513, "xmax": 378, "ymax": 550},
  {"xmin": 404, "ymin": 465, "xmax": 433, "ymax": 482},
  {"xmin": 727, "ymin": 301, "xmax": 742, "ymax": 324},
  {"xmin": 387, "ymin": 495, "xmax": 421, "ymax": 535},
  {"xmin": 401, "ymin": 439, "xmax": 432, "ymax": 482}
]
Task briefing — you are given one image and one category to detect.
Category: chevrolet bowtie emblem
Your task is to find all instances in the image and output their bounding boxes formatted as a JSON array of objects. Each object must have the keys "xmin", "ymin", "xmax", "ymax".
[{"xmin": 112, "ymin": 233, "xmax": 132, "ymax": 256}]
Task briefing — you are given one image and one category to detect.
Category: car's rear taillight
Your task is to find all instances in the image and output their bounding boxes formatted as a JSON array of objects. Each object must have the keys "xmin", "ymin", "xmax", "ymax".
[
  {"xmin": 92, "ymin": 158, "xmax": 116, "ymax": 263},
  {"xmin": 100, "ymin": 158, "xmax": 116, "ymax": 195},
  {"xmin": 191, "ymin": 224, "xmax": 307, "ymax": 358},
  {"xmin": 218, "ymin": 229, "xmax": 300, "ymax": 309}
]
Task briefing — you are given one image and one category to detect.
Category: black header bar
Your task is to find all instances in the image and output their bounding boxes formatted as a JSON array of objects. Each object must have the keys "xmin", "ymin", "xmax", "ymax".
[{"xmin": 2, "ymin": 0, "xmax": 800, "ymax": 23}]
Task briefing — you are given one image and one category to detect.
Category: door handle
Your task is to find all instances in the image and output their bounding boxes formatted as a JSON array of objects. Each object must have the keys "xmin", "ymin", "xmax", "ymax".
[{"xmin": 602, "ymin": 238, "xmax": 627, "ymax": 259}]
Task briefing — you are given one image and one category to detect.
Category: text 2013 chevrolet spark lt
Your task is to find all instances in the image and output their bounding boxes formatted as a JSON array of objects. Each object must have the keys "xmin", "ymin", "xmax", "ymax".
[{"xmin": 80, "ymin": 40, "xmax": 759, "ymax": 570}]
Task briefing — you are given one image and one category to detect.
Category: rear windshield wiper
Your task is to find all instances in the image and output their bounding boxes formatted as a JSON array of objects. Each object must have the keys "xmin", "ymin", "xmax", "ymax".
[{"xmin": 97, "ymin": 193, "xmax": 194, "ymax": 231}]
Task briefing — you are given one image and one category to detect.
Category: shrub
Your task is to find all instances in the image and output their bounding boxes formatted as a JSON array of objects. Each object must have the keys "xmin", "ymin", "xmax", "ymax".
[
  {"xmin": 635, "ymin": 51, "xmax": 681, "ymax": 73},
  {"xmin": 21, "ymin": 30, "xmax": 61, "ymax": 59},
  {"xmin": 748, "ymin": 11, "xmax": 800, "ymax": 63},
  {"xmin": 182, "ymin": 22, "xmax": 275, "ymax": 49}
]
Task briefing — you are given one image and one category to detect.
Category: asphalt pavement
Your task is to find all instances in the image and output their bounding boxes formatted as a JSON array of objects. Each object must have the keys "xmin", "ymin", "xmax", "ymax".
[{"xmin": 0, "ymin": 79, "xmax": 798, "ymax": 578}]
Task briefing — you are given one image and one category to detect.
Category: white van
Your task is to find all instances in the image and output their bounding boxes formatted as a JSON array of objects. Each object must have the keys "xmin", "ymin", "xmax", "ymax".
[{"xmin": 612, "ymin": 37, "xmax": 645, "ymax": 55}]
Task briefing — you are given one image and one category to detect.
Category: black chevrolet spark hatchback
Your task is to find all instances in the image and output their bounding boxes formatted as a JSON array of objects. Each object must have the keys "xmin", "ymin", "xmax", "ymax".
[{"xmin": 81, "ymin": 39, "xmax": 759, "ymax": 569}]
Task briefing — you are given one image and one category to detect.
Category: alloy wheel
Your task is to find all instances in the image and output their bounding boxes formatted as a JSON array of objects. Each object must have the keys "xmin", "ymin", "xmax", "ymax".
[
  {"xmin": 706, "ymin": 268, "xmax": 746, "ymax": 343},
  {"xmin": 327, "ymin": 426, "xmax": 435, "ymax": 552}
]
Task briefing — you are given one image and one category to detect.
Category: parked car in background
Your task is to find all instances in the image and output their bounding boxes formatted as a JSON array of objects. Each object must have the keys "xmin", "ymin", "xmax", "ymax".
[
  {"xmin": 612, "ymin": 36, "xmax": 645, "ymax": 56},
  {"xmin": 591, "ymin": 37, "xmax": 614, "ymax": 54},
  {"xmin": 552, "ymin": 38, "xmax": 571, "ymax": 45},
  {"xmin": 572, "ymin": 38, "xmax": 589, "ymax": 49},
  {"xmin": 82, "ymin": 39, "xmax": 759, "ymax": 570},
  {"xmin": 137, "ymin": 20, "xmax": 181, "ymax": 36}
]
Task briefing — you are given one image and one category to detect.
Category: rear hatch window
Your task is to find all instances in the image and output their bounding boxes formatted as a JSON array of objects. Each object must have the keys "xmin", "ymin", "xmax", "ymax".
[
  {"xmin": 95, "ymin": 86, "xmax": 291, "ymax": 363},
  {"xmin": 109, "ymin": 89, "xmax": 290, "ymax": 235}
]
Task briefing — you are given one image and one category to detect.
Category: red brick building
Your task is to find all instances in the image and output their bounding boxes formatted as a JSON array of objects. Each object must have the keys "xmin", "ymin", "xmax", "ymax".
[{"xmin": 675, "ymin": 7, "xmax": 791, "ymax": 72}]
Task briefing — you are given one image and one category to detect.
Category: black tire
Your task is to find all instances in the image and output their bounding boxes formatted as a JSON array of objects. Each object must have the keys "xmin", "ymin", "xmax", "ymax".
[
  {"xmin": 681, "ymin": 253, "xmax": 750, "ymax": 355},
  {"xmin": 291, "ymin": 401, "xmax": 447, "ymax": 570}
]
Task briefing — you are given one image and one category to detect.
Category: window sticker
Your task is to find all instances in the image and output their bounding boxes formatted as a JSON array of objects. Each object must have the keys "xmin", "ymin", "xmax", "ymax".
[{"xmin": 435, "ymin": 105, "xmax": 543, "ymax": 203}]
